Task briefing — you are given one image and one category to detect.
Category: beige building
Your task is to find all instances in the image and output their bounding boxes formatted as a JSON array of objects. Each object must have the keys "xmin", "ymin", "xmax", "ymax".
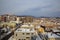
[
  {"xmin": 0, "ymin": 16, "xmax": 2, "ymax": 21},
  {"xmin": 20, "ymin": 24, "xmax": 34, "ymax": 29},
  {"xmin": 14, "ymin": 28, "xmax": 36, "ymax": 40}
]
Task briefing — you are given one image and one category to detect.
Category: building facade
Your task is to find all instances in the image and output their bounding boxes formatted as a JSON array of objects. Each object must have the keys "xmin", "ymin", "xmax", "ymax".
[{"xmin": 14, "ymin": 28, "xmax": 36, "ymax": 40}]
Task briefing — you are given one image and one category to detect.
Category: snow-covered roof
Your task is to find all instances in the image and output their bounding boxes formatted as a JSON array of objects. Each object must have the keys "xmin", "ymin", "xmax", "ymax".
[
  {"xmin": 21, "ymin": 24, "xmax": 34, "ymax": 27},
  {"xmin": 15, "ymin": 28, "xmax": 35, "ymax": 33},
  {"xmin": 52, "ymin": 29, "xmax": 60, "ymax": 32},
  {"xmin": 47, "ymin": 33, "xmax": 60, "ymax": 38}
]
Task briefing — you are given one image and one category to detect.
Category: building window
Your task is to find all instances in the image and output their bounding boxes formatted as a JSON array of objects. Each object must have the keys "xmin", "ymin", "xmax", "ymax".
[
  {"xmin": 16, "ymin": 34, "xmax": 17, "ymax": 36},
  {"xmin": 32, "ymin": 33, "xmax": 33, "ymax": 35},
  {"xmin": 22, "ymin": 39, "xmax": 25, "ymax": 40},
  {"xmin": 18, "ymin": 30, "xmax": 22, "ymax": 31},
  {"xmin": 24, "ymin": 39, "xmax": 25, "ymax": 40},
  {"xmin": 26, "ymin": 37, "xmax": 30, "ymax": 39},
  {"xmin": 26, "ymin": 33, "xmax": 30, "ymax": 35},
  {"xmin": 19, "ymin": 39, "xmax": 21, "ymax": 40},
  {"xmin": 22, "ymin": 39, "xmax": 23, "ymax": 40},
  {"xmin": 22, "ymin": 33, "xmax": 24, "ymax": 35}
]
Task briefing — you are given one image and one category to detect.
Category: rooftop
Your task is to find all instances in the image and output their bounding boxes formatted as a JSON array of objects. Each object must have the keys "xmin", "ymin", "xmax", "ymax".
[{"xmin": 15, "ymin": 28, "xmax": 35, "ymax": 33}]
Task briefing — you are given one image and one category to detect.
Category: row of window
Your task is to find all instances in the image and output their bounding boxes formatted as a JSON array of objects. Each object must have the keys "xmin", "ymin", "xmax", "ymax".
[
  {"xmin": 18, "ymin": 37, "xmax": 30, "ymax": 40},
  {"xmin": 16, "ymin": 33, "xmax": 33, "ymax": 36},
  {"xmin": 23, "ymin": 33, "xmax": 33, "ymax": 35},
  {"xmin": 19, "ymin": 39, "xmax": 25, "ymax": 40}
]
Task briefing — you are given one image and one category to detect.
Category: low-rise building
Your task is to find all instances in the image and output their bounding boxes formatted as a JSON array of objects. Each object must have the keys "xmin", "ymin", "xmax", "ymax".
[
  {"xmin": 20, "ymin": 24, "xmax": 34, "ymax": 29},
  {"xmin": 14, "ymin": 28, "xmax": 36, "ymax": 40}
]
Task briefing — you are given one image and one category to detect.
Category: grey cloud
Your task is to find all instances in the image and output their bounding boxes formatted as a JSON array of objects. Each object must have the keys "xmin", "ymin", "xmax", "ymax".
[{"xmin": 0, "ymin": 0, "xmax": 60, "ymax": 17}]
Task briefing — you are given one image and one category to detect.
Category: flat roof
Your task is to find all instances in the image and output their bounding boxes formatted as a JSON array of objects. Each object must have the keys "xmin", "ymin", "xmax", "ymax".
[
  {"xmin": 15, "ymin": 28, "xmax": 35, "ymax": 33},
  {"xmin": 21, "ymin": 24, "xmax": 34, "ymax": 27}
]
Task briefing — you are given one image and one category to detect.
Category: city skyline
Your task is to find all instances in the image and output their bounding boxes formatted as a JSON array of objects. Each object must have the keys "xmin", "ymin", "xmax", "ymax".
[{"xmin": 0, "ymin": 0, "xmax": 60, "ymax": 17}]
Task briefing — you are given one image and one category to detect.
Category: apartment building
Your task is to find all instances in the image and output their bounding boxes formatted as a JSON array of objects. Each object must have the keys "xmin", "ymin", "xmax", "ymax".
[
  {"xmin": 0, "ymin": 14, "xmax": 16, "ymax": 22},
  {"xmin": 14, "ymin": 28, "xmax": 36, "ymax": 40},
  {"xmin": 20, "ymin": 24, "xmax": 34, "ymax": 29}
]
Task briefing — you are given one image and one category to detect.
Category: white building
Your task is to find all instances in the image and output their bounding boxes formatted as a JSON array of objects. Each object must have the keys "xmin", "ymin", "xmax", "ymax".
[
  {"xmin": 20, "ymin": 24, "xmax": 34, "ymax": 29},
  {"xmin": 14, "ymin": 28, "xmax": 36, "ymax": 40}
]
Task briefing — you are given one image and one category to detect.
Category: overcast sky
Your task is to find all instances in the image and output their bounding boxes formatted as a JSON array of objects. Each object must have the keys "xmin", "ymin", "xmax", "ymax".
[{"xmin": 0, "ymin": 0, "xmax": 60, "ymax": 17}]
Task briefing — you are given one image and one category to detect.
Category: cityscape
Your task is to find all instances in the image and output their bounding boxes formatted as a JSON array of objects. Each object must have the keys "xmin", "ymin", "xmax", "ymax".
[
  {"xmin": 0, "ymin": 14, "xmax": 60, "ymax": 40},
  {"xmin": 0, "ymin": 0, "xmax": 60, "ymax": 40}
]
